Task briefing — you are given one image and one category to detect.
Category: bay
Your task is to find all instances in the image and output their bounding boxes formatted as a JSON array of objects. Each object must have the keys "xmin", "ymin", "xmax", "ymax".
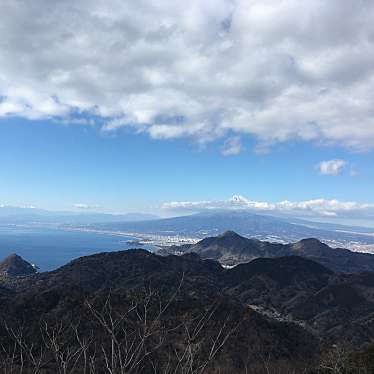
[{"xmin": 0, "ymin": 225, "xmax": 153, "ymax": 271}]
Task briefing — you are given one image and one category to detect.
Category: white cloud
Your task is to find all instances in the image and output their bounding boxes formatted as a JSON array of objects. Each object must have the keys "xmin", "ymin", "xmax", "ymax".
[
  {"xmin": 318, "ymin": 159, "xmax": 347, "ymax": 176},
  {"xmin": 221, "ymin": 136, "xmax": 242, "ymax": 156},
  {"xmin": 162, "ymin": 195, "xmax": 374, "ymax": 219},
  {"xmin": 73, "ymin": 203, "xmax": 101, "ymax": 210},
  {"xmin": 1, "ymin": 1, "xmax": 374, "ymax": 151}
]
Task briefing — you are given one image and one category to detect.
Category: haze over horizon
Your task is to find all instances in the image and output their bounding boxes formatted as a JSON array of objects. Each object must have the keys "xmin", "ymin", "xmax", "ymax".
[{"xmin": 1, "ymin": 0, "xmax": 374, "ymax": 226}]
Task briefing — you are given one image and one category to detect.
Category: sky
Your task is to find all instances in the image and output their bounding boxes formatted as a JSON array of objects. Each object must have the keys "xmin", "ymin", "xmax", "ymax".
[{"xmin": 0, "ymin": 0, "xmax": 374, "ymax": 223}]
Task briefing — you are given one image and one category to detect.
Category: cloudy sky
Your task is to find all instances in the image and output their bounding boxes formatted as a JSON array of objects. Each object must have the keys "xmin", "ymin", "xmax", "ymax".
[{"xmin": 0, "ymin": 0, "xmax": 374, "ymax": 223}]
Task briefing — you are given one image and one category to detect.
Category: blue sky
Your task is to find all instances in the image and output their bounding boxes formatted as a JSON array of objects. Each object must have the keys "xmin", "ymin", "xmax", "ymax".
[
  {"xmin": 1, "ymin": 0, "xmax": 374, "ymax": 222},
  {"xmin": 1, "ymin": 116, "xmax": 373, "ymax": 219}
]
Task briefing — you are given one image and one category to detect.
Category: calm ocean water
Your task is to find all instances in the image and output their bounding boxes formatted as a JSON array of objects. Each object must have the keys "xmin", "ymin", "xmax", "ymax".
[{"xmin": 0, "ymin": 226, "xmax": 154, "ymax": 271}]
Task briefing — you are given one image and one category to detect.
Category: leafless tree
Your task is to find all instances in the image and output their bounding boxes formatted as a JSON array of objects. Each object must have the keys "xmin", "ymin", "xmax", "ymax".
[{"xmin": 0, "ymin": 277, "xmax": 239, "ymax": 374}]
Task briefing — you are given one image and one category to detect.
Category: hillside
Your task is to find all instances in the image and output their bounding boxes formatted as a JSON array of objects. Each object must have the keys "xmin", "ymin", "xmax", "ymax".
[
  {"xmin": 158, "ymin": 230, "xmax": 374, "ymax": 272},
  {"xmin": 0, "ymin": 250, "xmax": 373, "ymax": 372},
  {"xmin": 0, "ymin": 250, "xmax": 318, "ymax": 373},
  {"xmin": 0, "ymin": 253, "xmax": 37, "ymax": 277}
]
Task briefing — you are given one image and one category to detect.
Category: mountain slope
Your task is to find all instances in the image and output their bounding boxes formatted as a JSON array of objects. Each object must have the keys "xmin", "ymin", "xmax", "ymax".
[
  {"xmin": 89, "ymin": 210, "xmax": 330, "ymax": 237},
  {"xmin": 0, "ymin": 250, "xmax": 318, "ymax": 373},
  {"xmin": 0, "ymin": 253, "xmax": 36, "ymax": 277},
  {"xmin": 0, "ymin": 249, "xmax": 374, "ymax": 371},
  {"xmin": 159, "ymin": 231, "xmax": 374, "ymax": 273},
  {"xmin": 222, "ymin": 256, "xmax": 374, "ymax": 347}
]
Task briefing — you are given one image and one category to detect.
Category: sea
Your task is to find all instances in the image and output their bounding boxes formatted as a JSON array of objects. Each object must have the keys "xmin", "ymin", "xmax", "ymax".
[{"xmin": 0, "ymin": 225, "xmax": 154, "ymax": 271}]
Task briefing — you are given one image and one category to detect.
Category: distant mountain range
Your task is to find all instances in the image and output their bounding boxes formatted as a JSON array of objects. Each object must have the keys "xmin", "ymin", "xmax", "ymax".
[
  {"xmin": 158, "ymin": 230, "xmax": 374, "ymax": 273},
  {"xmin": 0, "ymin": 206, "xmax": 159, "ymax": 224},
  {"xmin": 2, "ymin": 207, "xmax": 374, "ymax": 252},
  {"xmin": 88, "ymin": 210, "xmax": 374, "ymax": 251}
]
